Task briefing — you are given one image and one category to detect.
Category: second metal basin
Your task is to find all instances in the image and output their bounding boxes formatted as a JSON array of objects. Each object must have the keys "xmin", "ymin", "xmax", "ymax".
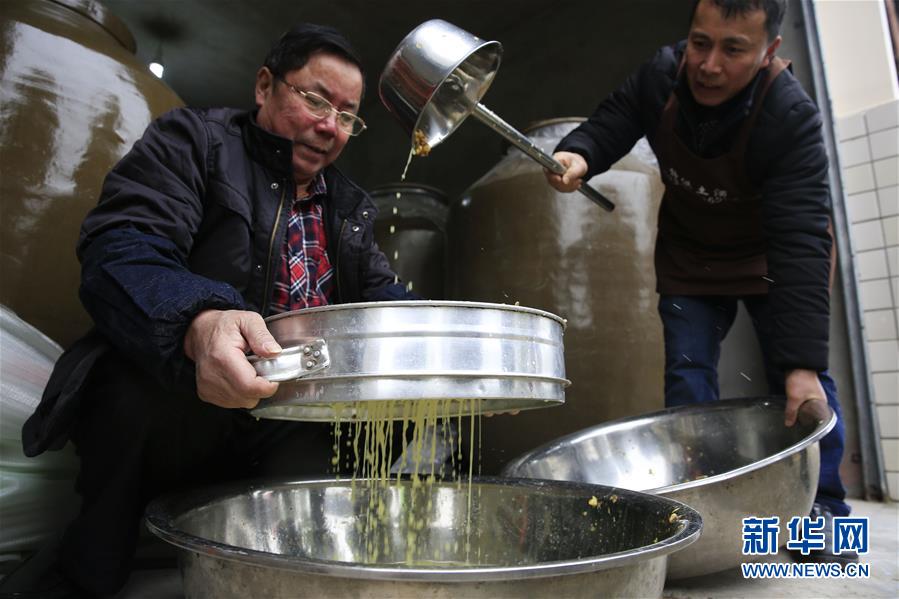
[
  {"xmin": 502, "ymin": 397, "xmax": 836, "ymax": 579},
  {"xmin": 146, "ymin": 477, "xmax": 701, "ymax": 598}
]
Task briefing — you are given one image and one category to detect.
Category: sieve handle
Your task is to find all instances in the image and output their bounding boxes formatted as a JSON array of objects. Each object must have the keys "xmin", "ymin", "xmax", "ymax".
[
  {"xmin": 471, "ymin": 103, "xmax": 615, "ymax": 212},
  {"xmin": 248, "ymin": 339, "xmax": 330, "ymax": 382}
]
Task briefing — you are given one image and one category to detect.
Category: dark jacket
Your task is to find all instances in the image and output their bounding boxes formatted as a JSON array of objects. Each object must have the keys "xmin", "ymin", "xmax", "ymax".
[
  {"xmin": 556, "ymin": 42, "xmax": 833, "ymax": 373},
  {"xmin": 23, "ymin": 107, "xmax": 410, "ymax": 456}
]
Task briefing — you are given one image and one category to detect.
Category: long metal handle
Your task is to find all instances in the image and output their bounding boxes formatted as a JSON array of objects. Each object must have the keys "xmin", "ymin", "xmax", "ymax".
[{"xmin": 471, "ymin": 103, "xmax": 615, "ymax": 212}]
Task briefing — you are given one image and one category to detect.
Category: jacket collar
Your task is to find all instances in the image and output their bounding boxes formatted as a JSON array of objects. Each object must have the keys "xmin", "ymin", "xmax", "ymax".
[
  {"xmin": 674, "ymin": 60, "xmax": 765, "ymax": 128},
  {"xmin": 322, "ymin": 164, "xmax": 368, "ymax": 220},
  {"xmin": 239, "ymin": 110, "xmax": 368, "ymax": 219},
  {"xmin": 241, "ymin": 110, "xmax": 295, "ymax": 177},
  {"xmin": 671, "ymin": 42, "xmax": 767, "ymax": 150}
]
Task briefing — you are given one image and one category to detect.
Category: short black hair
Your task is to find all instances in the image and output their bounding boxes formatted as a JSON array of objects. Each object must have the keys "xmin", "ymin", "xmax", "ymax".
[
  {"xmin": 689, "ymin": 0, "xmax": 787, "ymax": 41},
  {"xmin": 263, "ymin": 23, "xmax": 364, "ymax": 87}
]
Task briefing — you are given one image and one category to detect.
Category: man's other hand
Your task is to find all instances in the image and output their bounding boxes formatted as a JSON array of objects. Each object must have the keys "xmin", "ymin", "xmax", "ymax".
[
  {"xmin": 184, "ymin": 309, "xmax": 281, "ymax": 409},
  {"xmin": 544, "ymin": 151, "xmax": 588, "ymax": 192},
  {"xmin": 784, "ymin": 368, "xmax": 827, "ymax": 427}
]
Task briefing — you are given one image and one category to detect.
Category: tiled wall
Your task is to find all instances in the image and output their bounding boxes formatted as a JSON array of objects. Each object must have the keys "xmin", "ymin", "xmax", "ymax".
[{"xmin": 836, "ymin": 99, "xmax": 899, "ymax": 501}]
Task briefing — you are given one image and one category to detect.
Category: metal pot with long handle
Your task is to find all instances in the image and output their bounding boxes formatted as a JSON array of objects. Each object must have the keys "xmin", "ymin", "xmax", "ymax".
[{"xmin": 379, "ymin": 19, "xmax": 615, "ymax": 212}]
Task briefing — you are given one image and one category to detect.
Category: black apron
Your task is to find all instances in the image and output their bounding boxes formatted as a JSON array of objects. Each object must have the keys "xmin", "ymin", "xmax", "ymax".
[{"xmin": 650, "ymin": 57, "xmax": 790, "ymax": 296}]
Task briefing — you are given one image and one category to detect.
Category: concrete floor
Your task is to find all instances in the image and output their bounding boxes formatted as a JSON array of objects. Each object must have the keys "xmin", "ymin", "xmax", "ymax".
[{"xmin": 111, "ymin": 499, "xmax": 898, "ymax": 599}]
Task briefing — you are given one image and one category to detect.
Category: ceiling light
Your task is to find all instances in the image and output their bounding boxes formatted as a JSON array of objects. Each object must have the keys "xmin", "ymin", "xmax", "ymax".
[{"xmin": 149, "ymin": 42, "xmax": 164, "ymax": 79}]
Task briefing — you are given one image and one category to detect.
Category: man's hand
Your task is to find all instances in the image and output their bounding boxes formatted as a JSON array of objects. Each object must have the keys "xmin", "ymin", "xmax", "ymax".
[
  {"xmin": 183, "ymin": 309, "xmax": 281, "ymax": 409},
  {"xmin": 544, "ymin": 152, "xmax": 588, "ymax": 192},
  {"xmin": 784, "ymin": 368, "xmax": 827, "ymax": 427}
]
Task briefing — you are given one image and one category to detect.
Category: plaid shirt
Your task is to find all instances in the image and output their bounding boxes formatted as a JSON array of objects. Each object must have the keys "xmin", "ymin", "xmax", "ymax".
[{"xmin": 270, "ymin": 174, "xmax": 334, "ymax": 313}]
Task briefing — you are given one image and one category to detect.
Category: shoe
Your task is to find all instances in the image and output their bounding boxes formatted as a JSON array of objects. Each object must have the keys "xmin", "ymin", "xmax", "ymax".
[{"xmin": 787, "ymin": 502, "xmax": 859, "ymax": 565}]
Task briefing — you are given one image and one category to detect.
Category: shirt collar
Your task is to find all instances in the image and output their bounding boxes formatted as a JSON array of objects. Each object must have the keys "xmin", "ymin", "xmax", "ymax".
[
  {"xmin": 297, "ymin": 172, "xmax": 328, "ymax": 202},
  {"xmin": 242, "ymin": 111, "xmax": 329, "ymax": 201},
  {"xmin": 244, "ymin": 110, "xmax": 294, "ymax": 176}
]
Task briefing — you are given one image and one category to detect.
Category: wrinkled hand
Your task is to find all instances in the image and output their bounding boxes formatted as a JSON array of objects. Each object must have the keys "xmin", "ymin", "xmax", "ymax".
[
  {"xmin": 544, "ymin": 151, "xmax": 588, "ymax": 193},
  {"xmin": 784, "ymin": 368, "xmax": 827, "ymax": 427},
  {"xmin": 183, "ymin": 309, "xmax": 281, "ymax": 409}
]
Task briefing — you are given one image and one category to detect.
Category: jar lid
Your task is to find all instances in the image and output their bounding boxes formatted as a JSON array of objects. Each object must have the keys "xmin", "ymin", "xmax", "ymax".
[{"xmin": 50, "ymin": 0, "xmax": 137, "ymax": 53}]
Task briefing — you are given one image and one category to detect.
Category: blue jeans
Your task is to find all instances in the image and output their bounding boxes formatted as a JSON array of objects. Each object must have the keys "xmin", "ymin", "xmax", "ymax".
[{"xmin": 658, "ymin": 294, "xmax": 849, "ymax": 516}]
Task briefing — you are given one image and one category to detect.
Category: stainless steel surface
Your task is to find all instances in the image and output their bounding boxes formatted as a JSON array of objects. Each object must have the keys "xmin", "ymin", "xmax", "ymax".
[
  {"xmin": 472, "ymin": 104, "xmax": 567, "ymax": 174},
  {"xmin": 250, "ymin": 301, "xmax": 569, "ymax": 421},
  {"xmin": 146, "ymin": 477, "xmax": 701, "ymax": 598},
  {"xmin": 379, "ymin": 20, "xmax": 614, "ymax": 211},
  {"xmin": 502, "ymin": 397, "xmax": 837, "ymax": 579},
  {"xmin": 379, "ymin": 19, "xmax": 501, "ymax": 152}
]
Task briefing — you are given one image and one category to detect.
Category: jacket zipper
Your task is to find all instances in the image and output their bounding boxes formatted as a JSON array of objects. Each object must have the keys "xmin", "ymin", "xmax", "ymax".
[
  {"xmin": 335, "ymin": 218, "xmax": 346, "ymax": 302},
  {"xmin": 263, "ymin": 184, "xmax": 287, "ymax": 314}
]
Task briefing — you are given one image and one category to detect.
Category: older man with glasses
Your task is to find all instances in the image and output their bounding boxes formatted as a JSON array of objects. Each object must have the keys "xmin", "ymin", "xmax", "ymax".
[{"xmin": 13, "ymin": 23, "xmax": 413, "ymax": 598}]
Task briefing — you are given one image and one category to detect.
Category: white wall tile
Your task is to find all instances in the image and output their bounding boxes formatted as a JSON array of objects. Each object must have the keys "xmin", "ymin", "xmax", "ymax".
[
  {"xmin": 870, "ymin": 128, "xmax": 899, "ymax": 160},
  {"xmin": 836, "ymin": 112, "xmax": 867, "ymax": 141},
  {"xmin": 874, "ymin": 156, "xmax": 899, "ymax": 188},
  {"xmin": 873, "ymin": 372, "xmax": 899, "ymax": 404},
  {"xmin": 846, "ymin": 190, "xmax": 880, "ymax": 222},
  {"xmin": 860, "ymin": 279, "xmax": 894, "ymax": 310},
  {"xmin": 865, "ymin": 100, "xmax": 899, "ymax": 133},
  {"xmin": 882, "ymin": 439, "xmax": 899, "ymax": 471},
  {"xmin": 867, "ymin": 339, "xmax": 899, "ymax": 372},
  {"xmin": 893, "ymin": 277, "xmax": 899, "ymax": 308},
  {"xmin": 887, "ymin": 471, "xmax": 899, "ymax": 501},
  {"xmin": 839, "ymin": 136, "xmax": 872, "ymax": 167},
  {"xmin": 888, "ymin": 246, "xmax": 899, "ymax": 277},
  {"xmin": 879, "ymin": 186, "xmax": 899, "ymax": 217},
  {"xmin": 843, "ymin": 162, "xmax": 877, "ymax": 194},
  {"xmin": 883, "ymin": 216, "xmax": 899, "ymax": 247},
  {"xmin": 852, "ymin": 220, "xmax": 886, "ymax": 251},
  {"xmin": 865, "ymin": 309, "xmax": 899, "ymax": 341},
  {"xmin": 880, "ymin": 410, "xmax": 898, "ymax": 437},
  {"xmin": 856, "ymin": 249, "xmax": 889, "ymax": 280}
]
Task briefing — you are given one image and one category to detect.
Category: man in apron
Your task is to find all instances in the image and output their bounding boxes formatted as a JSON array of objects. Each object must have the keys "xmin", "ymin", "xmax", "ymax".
[{"xmin": 546, "ymin": 0, "xmax": 853, "ymax": 564}]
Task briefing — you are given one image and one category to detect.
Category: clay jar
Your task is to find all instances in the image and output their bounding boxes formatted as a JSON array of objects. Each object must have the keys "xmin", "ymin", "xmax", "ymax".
[{"xmin": 0, "ymin": 0, "xmax": 183, "ymax": 345}]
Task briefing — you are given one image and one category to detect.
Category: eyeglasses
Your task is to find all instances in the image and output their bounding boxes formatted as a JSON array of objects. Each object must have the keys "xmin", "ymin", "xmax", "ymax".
[{"xmin": 277, "ymin": 77, "xmax": 367, "ymax": 136}]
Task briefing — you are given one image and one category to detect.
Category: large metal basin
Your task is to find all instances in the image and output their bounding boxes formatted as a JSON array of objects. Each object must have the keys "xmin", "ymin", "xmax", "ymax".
[
  {"xmin": 146, "ymin": 477, "xmax": 701, "ymax": 598},
  {"xmin": 251, "ymin": 301, "xmax": 569, "ymax": 421},
  {"xmin": 502, "ymin": 397, "xmax": 836, "ymax": 579}
]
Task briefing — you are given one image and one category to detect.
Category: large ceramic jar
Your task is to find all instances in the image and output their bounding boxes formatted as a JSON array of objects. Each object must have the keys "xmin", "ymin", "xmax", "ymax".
[
  {"xmin": 448, "ymin": 118, "xmax": 666, "ymax": 472},
  {"xmin": 369, "ymin": 183, "xmax": 448, "ymax": 300},
  {"xmin": 0, "ymin": 0, "xmax": 183, "ymax": 346}
]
